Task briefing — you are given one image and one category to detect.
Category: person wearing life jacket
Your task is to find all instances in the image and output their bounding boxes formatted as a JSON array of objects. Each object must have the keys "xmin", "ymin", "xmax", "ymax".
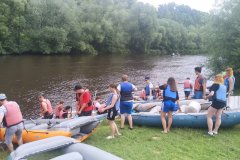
[
  {"xmin": 144, "ymin": 76, "xmax": 154, "ymax": 101},
  {"xmin": 117, "ymin": 75, "xmax": 137, "ymax": 130},
  {"xmin": 99, "ymin": 84, "xmax": 121, "ymax": 139},
  {"xmin": 39, "ymin": 95, "xmax": 53, "ymax": 119},
  {"xmin": 193, "ymin": 66, "xmax": 207, "ymax": 99},
  {"xmin": 74, "ymin": 84, "xmax": 93, "ymax": 116},
  {"xmin": 183, "ymin": 77, "xmax": 193, "ymax": 100},
  {"xmin": 59, "ymin": 106, "xmax": 72, "ymax": 119},
  {"xmin": 55, "ymin": 100, "xmax": 64, "ymax": 119},
  {"xmin": 224, "ymin": 67, "xmax": 235, "ymax": 96},
  {"xmin": 204, "ymin": 74, "xmax": 227, "ymax": 136},
  {"xmin": 0, "ymin": 93, "xmax": 23, "ymax": 152},
  {"xmin": 159, "ymin": 77, "xmax": 180, "ymax": 134}
]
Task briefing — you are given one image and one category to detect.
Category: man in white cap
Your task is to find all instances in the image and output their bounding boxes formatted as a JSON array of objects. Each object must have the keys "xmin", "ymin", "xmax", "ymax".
[{"xmin": 0, "ymin": 93, "xmax": 23, "ymax": 152}]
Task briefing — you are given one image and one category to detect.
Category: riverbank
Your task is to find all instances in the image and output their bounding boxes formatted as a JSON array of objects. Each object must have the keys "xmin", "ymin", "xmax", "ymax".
[{"xmin": 1, "ymin": 118, "xmax": 240, "ymax": 159}]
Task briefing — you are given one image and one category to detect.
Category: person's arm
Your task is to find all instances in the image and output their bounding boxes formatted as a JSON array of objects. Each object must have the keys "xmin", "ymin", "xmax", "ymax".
[
  {"xmin": 201, "ymin": 78, "xmax": 207, "ymax": 98},
  {"xmin": 204, "ymin": 84, "xmax": 216, "ymax": 100},
  {"xmin": 132, "ymin": 84, "xmax": 137, "ymax": 91},
  {"xmin": 204, "ymin": 91, "xmax": 214, "ymax": 100},
  {"xmin": 0, "ymin": 115, "xmax": 3, "ymax": 124},
  {"xmin": 159, "ymin": 84, "xmax": 167, "ymax": 90},
  {"xmin": 102, "ymin": 94, "xmax": 117, "ymax": 112},
  {"xmin": 117, "ymin": 84, "xmax": 121, "ymax": 92},
  {"xmin": 228, "ymin": 78, "xmax": 233, "ymax": 94},
  {"xmin": 149, "ymin": 83, "xmax": 153, "ymax": 96}
]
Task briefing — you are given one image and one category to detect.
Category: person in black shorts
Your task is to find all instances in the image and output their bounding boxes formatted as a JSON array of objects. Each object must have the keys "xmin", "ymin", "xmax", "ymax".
[
  {"xmin": 99, "ymin": 84, "xmax": 121, "ymax": 139},
  {"xmin": 204, "ymin": 74, "xmax": 227, "ymax": 136}
]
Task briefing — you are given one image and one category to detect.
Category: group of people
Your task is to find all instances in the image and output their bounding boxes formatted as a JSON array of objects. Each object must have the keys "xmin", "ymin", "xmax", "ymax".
[{"xmin": 0, "ymin": 66, "xmax": 235, "ymax": 152}]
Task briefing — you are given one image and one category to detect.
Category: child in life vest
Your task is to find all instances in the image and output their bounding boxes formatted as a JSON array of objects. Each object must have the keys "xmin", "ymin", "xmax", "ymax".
[
  {"xmin": 55, "ymin": 100, "xmax": 64, "ymax": 119},
  {"xmin": 183, "ymin": 77, "xmax": 193, "ymax": 100}
]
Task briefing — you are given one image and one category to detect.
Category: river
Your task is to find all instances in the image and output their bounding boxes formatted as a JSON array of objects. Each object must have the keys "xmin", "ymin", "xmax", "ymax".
[{"xmin": 0, "ymin": 54, "xmax": 209, "ymax": 118}]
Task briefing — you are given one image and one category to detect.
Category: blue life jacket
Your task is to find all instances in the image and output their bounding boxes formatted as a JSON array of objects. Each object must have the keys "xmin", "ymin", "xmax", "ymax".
[
  {"xmin": 106, "ymin": 93, "xmax": 120, "ymax": 111},
  {"xmin": 120, "ymin": 82, "xmax": 133, "ymax": 101},
  {"xmin": 215, "ymin": 84, "xmax": 227, "ymax": 102},
  {"xmin": 145, "ymin": 84, "xmax": 150, "ymax": 96},
  {"xmin": 164, "ymin": 85, "xmax": 177, "ymax": 102},
  {"xmin": 224, "ymin": 76, "xmax": 235, "ymax": 91}
]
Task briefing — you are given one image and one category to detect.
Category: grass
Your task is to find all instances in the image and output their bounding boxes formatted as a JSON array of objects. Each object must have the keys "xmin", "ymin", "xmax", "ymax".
[
  {"xmin": 1, "ymin": 119, "xmax": 240, "ymax": 160},
  {"xmin": 85, "ymin": 119, "xmax": 240, "ymax": 160}
]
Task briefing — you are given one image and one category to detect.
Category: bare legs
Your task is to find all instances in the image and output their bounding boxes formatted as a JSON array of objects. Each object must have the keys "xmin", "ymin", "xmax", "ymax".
[
  {"xmin": 107, "ymin": 120, "xmax": 121, "ymax": 139},
  {"xmin": 207, "ymin": 106, "xmax": 223, "ymax": 134},
  {"xmin": 213, "ymin": 108, "xmax": 223, "ymax": 133},
  {"xmin": 120, "ymin": 114, "xmax": 125, "ymax": 128},
  {"xmin": 160, "ymin": 111, "xmax": 173, "ymax": 133},
  {"xmin": 6, "ymin": 137, "xmax": 22, "ymax": 152},
  {"xmin": 120, "ymin": 114, "xmax": 133, "ymax": 129}
]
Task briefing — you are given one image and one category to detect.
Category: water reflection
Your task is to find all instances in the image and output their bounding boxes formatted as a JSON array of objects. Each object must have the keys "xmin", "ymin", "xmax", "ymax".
[{"xmin": 0, "ymin": 55, "xmax": 208, "ymax": 118}]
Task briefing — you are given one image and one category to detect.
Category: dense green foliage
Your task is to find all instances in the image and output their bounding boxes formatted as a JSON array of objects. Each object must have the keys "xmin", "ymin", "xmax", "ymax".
[
  {"xmin": 206, "ymin": 0, "xmax": 240, "ymax": 87},
  {"xmin": 0, "ymin": 0, "xmax": 208, "ymax": 55}
]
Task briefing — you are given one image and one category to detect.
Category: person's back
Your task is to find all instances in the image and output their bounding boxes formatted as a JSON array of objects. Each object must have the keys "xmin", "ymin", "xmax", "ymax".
[
  {"xmin": 3, "ymin": 101, "xmax": 23, "ymax": 127},
  {"xmin": 193, "ymin": 67, "xmax": 206, "ymax": 99},
  {"xmin": 120, "ymin": 81, "xmax": 134, "ymax": 101},
  {"xmin": 39, "ymin": 95, "xmax": 53, "ymax": 119},
  {"xmin": 0, "ymin": 93, "xmax": 23, "ymax": 152},
  {"xmin": 55, "ymin": 101, "xmax": 64, "ymax": 119},
  {"xmin": 117, "ymin": 75, "xmax": 137, "ymax": 130},
  {"xmin": 183, "ymin": 78, "xmax": 193, "ymax": 99}
]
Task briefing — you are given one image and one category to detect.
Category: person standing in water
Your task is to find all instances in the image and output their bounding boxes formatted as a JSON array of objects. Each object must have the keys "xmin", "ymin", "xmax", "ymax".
[
  {"xmin": 183, "ymin": 77, "xmax": 193, "ymax": 100},
  {"xmin": 39, "ymin": 95, "xmax": 53, "ymax": 119}
]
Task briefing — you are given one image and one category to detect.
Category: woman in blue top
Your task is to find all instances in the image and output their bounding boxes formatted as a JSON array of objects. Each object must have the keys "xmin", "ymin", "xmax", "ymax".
[
  {"xmin": 204, "ymin": 74, "xmax": 227, "ymax": 136},
  {"xmin": 224, "ymin": 67, "xmax": 235, "ymax": 96},
  {"xmin": 99, "ymin": 84, "xmax": 121, "ymax": 139},
  {"xmin": 159, "ymin": 77, "xmax": 180, "ymax": 134}
]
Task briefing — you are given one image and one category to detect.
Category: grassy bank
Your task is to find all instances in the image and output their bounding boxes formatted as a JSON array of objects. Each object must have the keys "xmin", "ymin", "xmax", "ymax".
[
  {"xmin": 1, "ymin": 119, "xmax": 240, "ymax": 160},
  {"xmin": 85, "ymin": 120, "xmax": 240, "ymax": 160}
]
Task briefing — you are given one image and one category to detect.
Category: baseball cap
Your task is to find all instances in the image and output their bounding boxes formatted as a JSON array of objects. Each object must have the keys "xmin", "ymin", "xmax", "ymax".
[{"xmin": 0, "ymin": 93, "xmax": 7, "ymax": 100}]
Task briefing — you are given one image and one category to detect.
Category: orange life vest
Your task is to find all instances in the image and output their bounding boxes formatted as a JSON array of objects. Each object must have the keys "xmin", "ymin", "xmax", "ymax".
[
  {"xmin": 184, "ymin": 80, "xmax": 192, "ymax": 89},
  {"xmin": 194, "ymin": 75, "xmax": 203, "ymax": 91},
  {"xmin": 140, "ymin": 90, "xmax": 146, "ymax": 100},
  {"xmin": 55, "ymin": 105, "xmax": 62, "ymax": 118},
  {"xmin": 41, "ymin": 99, "xmax": 53, "ymax": 114},
  {"xmin": 4, "ymin": 101, "xmax": 23, "ymax": 128}
]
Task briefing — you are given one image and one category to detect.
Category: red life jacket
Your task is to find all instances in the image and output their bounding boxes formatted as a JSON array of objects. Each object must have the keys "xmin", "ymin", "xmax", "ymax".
[
  {"xmin": 140, "ymin": 90, "xmax": 146, "ymax": 100},
  {"xmin": 4, "ymin": 101, "xmax": 23, "ymax": 128},
  {"xmin": 194, "ymin": 75, "xmax": 203, "ymax": 91},
  {"xmin": 41, "ymin": 99, "xmax": 53, "ymax": 114},
  {"xmin": 184, "ymin": 80, "xmax": 192, "ymax": 89},
  {"xmin": 78, "ymin": 91, "xmax": 93, "ymax": 112},
  {"xmin": 55, "ymin": 105, "xmax": 62, "ymax": 118}
]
